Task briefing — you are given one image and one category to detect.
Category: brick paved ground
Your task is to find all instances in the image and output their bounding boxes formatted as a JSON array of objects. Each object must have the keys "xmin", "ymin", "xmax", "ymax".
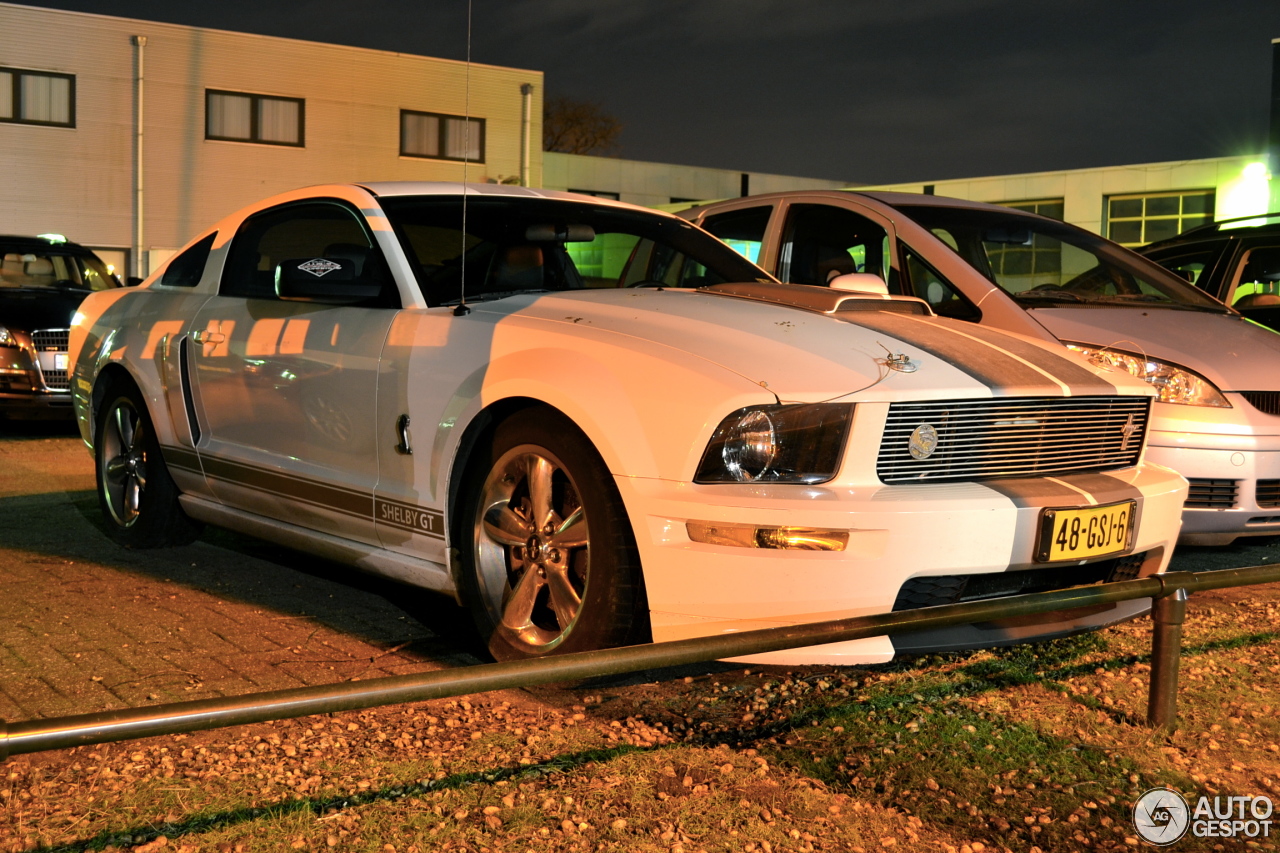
[
  {"xmin": 0, "ymin": 422, "xmax": 481, "ymax": 724},
  {"xmin": 3, "ymin": 421, "xmax": 1280, "ymax": 727}
]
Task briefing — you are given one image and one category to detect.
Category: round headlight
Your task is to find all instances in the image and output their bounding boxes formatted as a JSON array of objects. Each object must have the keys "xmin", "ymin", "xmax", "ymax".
[{"xmin": 721, "ymin": 409, "xmax": 777, "ymax": 481}]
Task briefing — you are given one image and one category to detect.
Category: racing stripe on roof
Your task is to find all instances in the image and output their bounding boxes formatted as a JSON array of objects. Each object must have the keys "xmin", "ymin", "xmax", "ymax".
[{"xmin": 843, "ymin": 313, "xmax": 1119, "ymax": 395}]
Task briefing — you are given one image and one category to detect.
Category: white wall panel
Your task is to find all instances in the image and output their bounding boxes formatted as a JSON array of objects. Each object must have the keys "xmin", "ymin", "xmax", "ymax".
[{"xmin": 0, "ymin": 2, "xmax": 541, "ymax": 261}]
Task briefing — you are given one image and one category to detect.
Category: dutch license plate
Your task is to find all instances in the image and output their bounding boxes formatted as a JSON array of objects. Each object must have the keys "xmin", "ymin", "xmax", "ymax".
[
  {"xmin": 55, "ymin": 353, "xmax": 68, "ymax": 371},
  {"xmin": 1035, "ymin": 500, "xmax": 1135, "ymax": 562}
]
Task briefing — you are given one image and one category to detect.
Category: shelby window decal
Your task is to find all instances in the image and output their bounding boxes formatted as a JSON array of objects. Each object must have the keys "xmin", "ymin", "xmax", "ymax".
[{"xmin": 298, "ymin": 258, "xmax": 342, "ymax": 277}]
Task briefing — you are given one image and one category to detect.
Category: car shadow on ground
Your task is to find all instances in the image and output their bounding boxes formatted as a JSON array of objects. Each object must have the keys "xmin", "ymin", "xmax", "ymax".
[{"xmin": 1, "ymin": 480, "xmax": 487, "ymax": 676}]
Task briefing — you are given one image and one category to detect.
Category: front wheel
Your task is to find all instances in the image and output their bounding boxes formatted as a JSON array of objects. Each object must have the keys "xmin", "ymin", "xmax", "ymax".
[
  {"xmin": 95, "ymin": 379, "xmax": 202, "ymax": 548},
  {"xmin": 457, "ymin": 408, "xmax": 647, "ymax": 660}
]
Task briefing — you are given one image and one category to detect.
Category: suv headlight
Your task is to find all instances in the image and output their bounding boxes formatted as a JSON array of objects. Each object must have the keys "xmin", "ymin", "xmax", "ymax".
[
  {"xmin": 1067, "ymin": 344, "xmax": 1230, "ymax": 407},
  {"xmin": 0, "ymin": 325, "xmax": 16, "ymax": 347},
  {"xmin": 695, "ymin": 403, "xmax": 852, "ymax": 484}
]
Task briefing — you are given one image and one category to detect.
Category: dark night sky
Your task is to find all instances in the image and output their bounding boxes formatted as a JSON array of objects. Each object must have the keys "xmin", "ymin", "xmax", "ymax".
[{"xmin": 15, "ymin": 0, "xmax": 1280, "ymax": 183}]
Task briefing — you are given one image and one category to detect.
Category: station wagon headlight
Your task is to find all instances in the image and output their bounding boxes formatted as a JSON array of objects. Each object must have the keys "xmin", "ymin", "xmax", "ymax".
[
  {"xmin": 0, "ymin": 325, "xmax": 16, "ymax": 347},
  {"xmin": 695, "ymin": 403, "xmax": 852, "ymax": 484},
  {"xmin": 1067, "ymin": 344, "xmax": 1230, "ymax": 407}
]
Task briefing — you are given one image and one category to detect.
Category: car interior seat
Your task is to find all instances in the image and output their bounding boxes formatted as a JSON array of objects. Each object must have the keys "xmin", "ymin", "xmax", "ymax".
[{"xmin": 490, "ymin": 245, "xmax": 544, "ymax": 292}]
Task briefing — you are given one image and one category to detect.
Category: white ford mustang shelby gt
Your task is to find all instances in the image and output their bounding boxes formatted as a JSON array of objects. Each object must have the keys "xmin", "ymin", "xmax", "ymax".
[{"xmin": 70, "ymin": 183, "xmax": 1187, "ymax": 664}]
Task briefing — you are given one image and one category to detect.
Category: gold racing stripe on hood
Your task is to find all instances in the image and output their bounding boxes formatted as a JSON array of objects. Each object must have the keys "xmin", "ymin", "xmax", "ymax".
[
  {"xmin": 980, "ymin": 472, "xmax": 1145, "ymax": 509},
  {"xmin": 844, "ymin": 313, "xmax": 1119, "ymax": 396}
]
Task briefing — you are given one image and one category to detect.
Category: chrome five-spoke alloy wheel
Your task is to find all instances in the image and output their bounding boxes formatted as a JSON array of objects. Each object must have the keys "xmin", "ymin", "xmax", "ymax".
[{"xmin": 474, "ymin": 445, "xmax": 590, "ymax": 653}]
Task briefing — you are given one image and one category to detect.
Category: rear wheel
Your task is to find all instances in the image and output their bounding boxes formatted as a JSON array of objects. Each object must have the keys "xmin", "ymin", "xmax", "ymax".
[
  {"xmin": 95, "ymin": 379, "xmax": 201, "ymax": 548},
  {"xmin": 458, "ymin": 408, "xmax": 647, "ymax": 660}
]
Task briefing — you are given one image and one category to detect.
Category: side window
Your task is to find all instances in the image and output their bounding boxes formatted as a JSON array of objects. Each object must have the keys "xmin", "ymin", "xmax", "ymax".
[
  {"xmin": 221, "ymin": 201, "xmax": 395, "ymax": 306},
  {"xmin": 903, "ymin": 247, "xmax": 981, "ymax": 322},
  {"xmin": 779, "ymin": 204, "xmax": 890, "ymax": 286},
  {"xmin": 700, "ymin": 206, "xmax": 772, "ymax": 265},
  {"xmin": 1143, "ymin": 245, "xmax": 1224, "ymax": 295},
  {"xmin": 1231, "ymin": 246, "xmax": 1280, "ymax": 307},
  {"xmin": 160, "ymin": 233, "xmax": 217, "ymax": 288},
  {"xmin": 618, "ymin": 239, "xmax": 719, "ymax": 288}
]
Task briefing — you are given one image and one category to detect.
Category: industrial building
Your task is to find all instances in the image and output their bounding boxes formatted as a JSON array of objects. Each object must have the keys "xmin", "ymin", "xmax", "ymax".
[{"xmin": 2, "ymin": 2, "xmax": 1274, "ymax": 278}]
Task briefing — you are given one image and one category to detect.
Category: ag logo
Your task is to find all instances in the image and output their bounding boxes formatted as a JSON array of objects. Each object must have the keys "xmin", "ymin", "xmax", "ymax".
[
  {"xmin": 908, "ymin": 424, "xmax": 938, "ymax": 460},
  {"xmin": 298, "ymin": 258, "xmax": 342, "ymax": 277},
  {"xmin": 1133, "ymin": 787, "xmax": 1190, "ymax": 846}
]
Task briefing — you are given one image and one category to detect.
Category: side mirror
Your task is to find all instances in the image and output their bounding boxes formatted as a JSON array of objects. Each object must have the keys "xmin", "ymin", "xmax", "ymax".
[
  {"xmin": 274, "ymin": 258, "xmax": 382, "ymax": 304},
  {"xmin": 125, "ymin": 276, "xmax": 144, "ymax": 287},
  {"xmin": 828, "ymin": 273, "xmax": 889, "ymax": 295}
]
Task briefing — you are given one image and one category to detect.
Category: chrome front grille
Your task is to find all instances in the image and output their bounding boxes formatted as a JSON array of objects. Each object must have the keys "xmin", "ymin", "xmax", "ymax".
[
  {"xmin": 31, "ymin": 327, "xmax": 70, "ymax": 391},
  {"xmin": 876, "ymin": 396, "xmax": 1150, "ymax": 484},
  {"xmin": 31, "ymin": 328, "xmax": 69, "ymax": 351}
]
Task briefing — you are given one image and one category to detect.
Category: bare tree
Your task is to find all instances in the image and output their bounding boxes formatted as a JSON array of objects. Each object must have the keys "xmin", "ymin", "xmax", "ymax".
[{"xmin": 543, "ymin": 95, "xmax": 623, "ymax": 156}]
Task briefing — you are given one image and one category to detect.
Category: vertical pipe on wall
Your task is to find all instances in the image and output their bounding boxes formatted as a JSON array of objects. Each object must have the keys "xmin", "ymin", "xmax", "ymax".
[
  {"xmin": 520, "ymin": 83, "xmax": 533, "ymax": 187},
  {"xmin": 1270, "ymin": 38, "xmax": 1280, "ymax": 212},
  {"xmin": 132, "ymin": 35, "xmax": 147, "ymax": 279}
]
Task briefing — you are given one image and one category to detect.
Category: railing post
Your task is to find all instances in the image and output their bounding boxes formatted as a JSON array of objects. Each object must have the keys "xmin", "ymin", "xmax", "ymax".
[{"xmin": 1147, "ymin": 586, "xmax": 1189, "ymax": 729}]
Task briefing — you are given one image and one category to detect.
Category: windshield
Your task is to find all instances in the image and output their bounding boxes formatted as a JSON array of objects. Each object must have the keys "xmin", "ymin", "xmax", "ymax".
[
  {"xmin": 894, "ymin": 205, "xmax": 1230, "ymax": 313},
  {"xmin": 379, "ymin": 196, "xmax": 771, "ymax": 306},
  {"xmin": 0, "ymin": 249, "xmax": 117, "ymax": 292}
]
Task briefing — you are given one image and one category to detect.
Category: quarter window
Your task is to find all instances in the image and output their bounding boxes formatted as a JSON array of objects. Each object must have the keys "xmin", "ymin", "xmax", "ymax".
[
  {"xmin": 0, "ymin": 67, "xmax": 74, "ymax": 127},
  {"xmin": 1106, "ymin": 191, "xmax": 1214, "ymax": 247},
  {"xmin": 400, "ymin": 110, "xmax": 484, "ymax": 161},
  {"xmin": 206, "ymin": 90, "xmax": 304, "ymax": 146},
  {"xmin": 221, "ymin": 201, "xmax": 394, "ymax": 306},
  {"xmin": 701, "ymin": 206, "xmax": 773, "ymax": 265}
]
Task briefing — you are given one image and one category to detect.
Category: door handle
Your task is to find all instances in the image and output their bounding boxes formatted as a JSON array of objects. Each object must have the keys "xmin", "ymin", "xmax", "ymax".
[
  {"xmin": 395, "ymin": 413, "xmax": 413, "ymax": 455},
  {"xmin": 192, "ymin": 329, "xmax": 225, "ymax": 345}
]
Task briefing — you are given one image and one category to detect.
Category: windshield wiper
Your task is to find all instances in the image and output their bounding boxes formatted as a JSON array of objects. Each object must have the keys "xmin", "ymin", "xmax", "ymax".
[
  {"xmin": 1012, "ymin": 290, "xmax": 1088, "ymax": 304},
  {"xmin": 441, "ymin": 288, "xmax": 555, "ymax": 306}
]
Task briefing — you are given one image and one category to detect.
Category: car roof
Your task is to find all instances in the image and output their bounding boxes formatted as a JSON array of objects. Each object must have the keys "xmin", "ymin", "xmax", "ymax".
[
  {"xmin": 1143, "ymin": 212, "xmax": 1280, "ymax": 250},
  {"xmin": 0, "ymin": 235, "xmax": 95, "ymax": 254},
  {"xmin": 355, "ymin": 181, "xmax": 645, "ymax": 211}
]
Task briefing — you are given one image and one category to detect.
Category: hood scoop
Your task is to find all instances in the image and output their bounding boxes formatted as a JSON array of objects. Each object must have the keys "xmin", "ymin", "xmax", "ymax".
[{"xmin": 700, "ymin": 281, "xmax": 933, "ymax": 317}]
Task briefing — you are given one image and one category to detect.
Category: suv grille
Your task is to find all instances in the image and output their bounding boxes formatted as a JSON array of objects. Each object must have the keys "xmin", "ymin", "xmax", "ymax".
[
  {"xmin": 876, "ymin": 396, "xmax": 1149, "ymax": 484},
  {"xmin": 31, "ymin": 328, "xmax": 70, "ymax": 391},
  {"xmin": 31, "ymin": 328, "xmax": 70, "ymax": 351},
  {"xmin": 1185, "ymin": 478, "xmax": 1239, "ymax": 509},
  {"xmin": 1240, "ymin": 391, "xmax": 1280, "ymax": 416}
]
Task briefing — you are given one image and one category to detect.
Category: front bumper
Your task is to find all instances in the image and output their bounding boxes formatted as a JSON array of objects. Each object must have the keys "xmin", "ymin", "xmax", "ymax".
[
  {"xmin": 619, "ymin": 463, "xmax": 1187, "ymax": 665},
  {"xmin": 0, "ymin": 385, "xmax": 74, "ymax": 419},
  {"xmin": 1146, "ymin": 434, "xmax": 1280, "ymax": 544}
]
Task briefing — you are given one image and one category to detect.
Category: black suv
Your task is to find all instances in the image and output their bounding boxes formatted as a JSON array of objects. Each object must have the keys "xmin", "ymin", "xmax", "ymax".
[
  {"xmin": 0, "ymin": 235, "xmax": 121, "ymax": 418},
  {"xmin": 1141, "ymin": 214, "xmax": 1280, "ymax": 333}
]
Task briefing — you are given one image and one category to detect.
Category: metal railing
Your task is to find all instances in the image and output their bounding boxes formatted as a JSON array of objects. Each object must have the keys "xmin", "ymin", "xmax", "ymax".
[{"xmin": 3, "ymin": 564, "xmax": 1279, "ymax": 760}]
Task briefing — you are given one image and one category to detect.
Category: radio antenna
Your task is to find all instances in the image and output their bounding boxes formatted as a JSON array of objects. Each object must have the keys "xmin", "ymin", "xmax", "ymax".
[{"xmin": 453, "ymin": 0, "xmax": 474, "ymax": 316}]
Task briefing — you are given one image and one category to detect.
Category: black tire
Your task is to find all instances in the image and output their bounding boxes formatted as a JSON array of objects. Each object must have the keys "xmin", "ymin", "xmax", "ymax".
[
  {"xmin": 457, "ymin": 407, "xmax": 648, "ymax": 661},
  {"xmin": 94, "ymin": 378, "xmax": 202, "ymax": 548}
]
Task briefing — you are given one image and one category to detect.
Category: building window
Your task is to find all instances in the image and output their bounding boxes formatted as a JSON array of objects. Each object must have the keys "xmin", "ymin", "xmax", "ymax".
[
  {"xmin": 206, "ymin": 90, "xmax": 304, "ymax": 146},
  {"xmin": 999, "ymin": 198, "xmax": 1064, "ymax": 220},
  {"xmin": 400, "ymin": 110, "xmax": 483, "ymax": 161},
  {"xmin": 0, "ymin": 67, "xmax": 74, "ymax": 127},
  {"xmin": 1106, "ymin": 190, "xmax": 1214, "ymax": 247}
]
